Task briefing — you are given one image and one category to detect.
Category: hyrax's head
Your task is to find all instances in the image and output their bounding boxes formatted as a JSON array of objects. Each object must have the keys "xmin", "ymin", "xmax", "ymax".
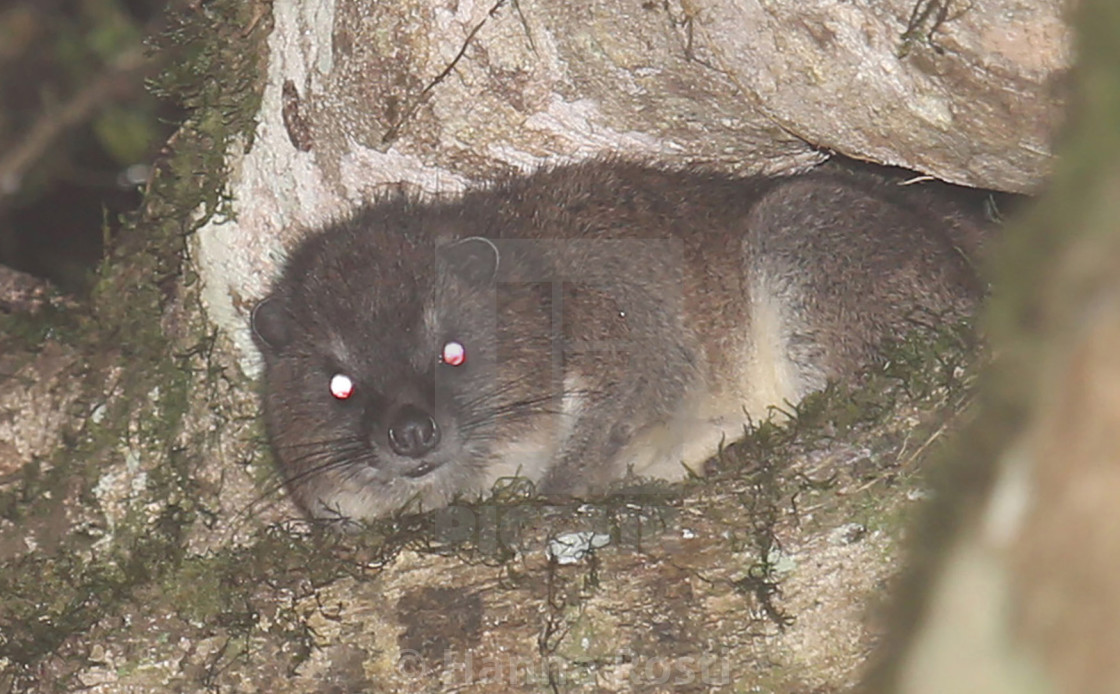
[{"xmin": 251, "ymin": 200, "xmax": 556, "ymax": 523}]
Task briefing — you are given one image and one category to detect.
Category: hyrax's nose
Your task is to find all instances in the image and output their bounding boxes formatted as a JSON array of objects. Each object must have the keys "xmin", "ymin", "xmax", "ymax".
[{"xmin": 387, "ymin": 404, "xmax": 441, "ymax": 459}]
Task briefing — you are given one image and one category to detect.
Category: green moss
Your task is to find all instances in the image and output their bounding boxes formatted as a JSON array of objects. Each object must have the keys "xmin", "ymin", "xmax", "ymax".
[
  {"xmin": 704, "ymin": 318, "xmax": 981, "ymax": 605},
  {"xmin": 0, "ymin": 0, "xmax": 269, "ymax": 685}
]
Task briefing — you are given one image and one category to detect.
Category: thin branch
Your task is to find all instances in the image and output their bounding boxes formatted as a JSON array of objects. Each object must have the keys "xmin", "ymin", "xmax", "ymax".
[
  {"xmin": 0, "ymin": 46, "xmax": 150, "ymax": 198},
  {"xmin": 381, "ymin": 0, "xmax": 506, "ymax": 145}
]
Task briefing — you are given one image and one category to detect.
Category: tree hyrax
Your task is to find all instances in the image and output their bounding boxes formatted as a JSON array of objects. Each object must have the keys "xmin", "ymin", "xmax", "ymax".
[{"xmin": 251, "ymin": 160, "xmax": 985, "ymax": 522}]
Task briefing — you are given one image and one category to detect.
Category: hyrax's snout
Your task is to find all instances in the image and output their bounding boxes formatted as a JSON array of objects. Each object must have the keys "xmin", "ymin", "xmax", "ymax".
[{"xmin": 386, "ymin": 403, "xmax": 441, "ymax": 466}]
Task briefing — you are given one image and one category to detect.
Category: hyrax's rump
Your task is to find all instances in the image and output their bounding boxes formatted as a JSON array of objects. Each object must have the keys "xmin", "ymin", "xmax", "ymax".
[{"xmin": 251, "ymin": 160, "xmax": 985, "ymax": 522}]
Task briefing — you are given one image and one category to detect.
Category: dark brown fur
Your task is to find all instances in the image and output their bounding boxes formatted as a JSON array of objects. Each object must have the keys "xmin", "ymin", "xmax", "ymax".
[{"xmin": 252, "ymin": 160, "xmax": 985, "ymax": 522}]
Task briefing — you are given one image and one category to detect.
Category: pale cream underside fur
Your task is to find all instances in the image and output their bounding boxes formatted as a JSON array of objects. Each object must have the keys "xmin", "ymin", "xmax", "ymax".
[{"xmin": 618, "ymin": 275, "xmax": 804, "ymax": 481}]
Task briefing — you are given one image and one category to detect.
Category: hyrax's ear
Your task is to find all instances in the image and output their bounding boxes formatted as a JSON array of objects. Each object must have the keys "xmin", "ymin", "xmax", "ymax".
[
  {"xmin": 440, "ymin": 236, "xmax": 500, "ymax": 285},
  {"xmin": 251, "ymin": 296, "xmax": 292, "ymax": 351}
]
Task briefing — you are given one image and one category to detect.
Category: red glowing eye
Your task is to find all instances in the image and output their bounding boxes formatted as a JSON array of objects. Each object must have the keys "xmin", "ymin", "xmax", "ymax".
[
  {"xmin": 441, "ymin": 340, "xmax": 466, "ymax": 366},
  {"xmin": 329, "ymin": 373, "xmax": 354, "ymax": 400}
]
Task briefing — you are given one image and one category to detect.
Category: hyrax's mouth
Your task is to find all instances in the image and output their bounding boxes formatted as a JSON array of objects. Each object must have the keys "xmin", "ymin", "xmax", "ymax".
[
  {"xmin": 371, "ymin": 448, "xmax": 455, "ymax": 483},
  {"xmin": 403, "ymin": 460, "xmax": 441, "ymax": 479}
]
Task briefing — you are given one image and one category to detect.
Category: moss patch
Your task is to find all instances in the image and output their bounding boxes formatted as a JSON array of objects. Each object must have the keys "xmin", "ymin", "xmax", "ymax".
[{"xmin": 0, "ymin": 0, "xmax": 269, "ymax": 688}]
